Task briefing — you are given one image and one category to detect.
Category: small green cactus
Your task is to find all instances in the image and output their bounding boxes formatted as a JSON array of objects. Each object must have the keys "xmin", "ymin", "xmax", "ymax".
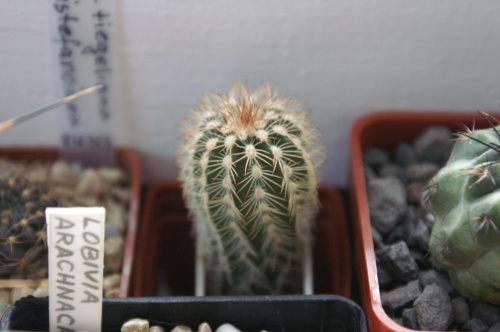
[
  {"xmin": 178, "ymin": 81, "xmax": 325, "ymax": 294},
  {"xmin": 427, "ymin": 112, "xmax": 500, "ymax": 305}
]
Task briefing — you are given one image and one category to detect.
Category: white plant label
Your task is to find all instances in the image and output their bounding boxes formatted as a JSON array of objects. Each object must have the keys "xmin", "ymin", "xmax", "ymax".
[
  {"xmin": 50, "ymin": 0, "xmax": 116, "ymax": 166},
  {"xmin": 46, "ymin": 207, "xmax": 105, "ymax": 332}
]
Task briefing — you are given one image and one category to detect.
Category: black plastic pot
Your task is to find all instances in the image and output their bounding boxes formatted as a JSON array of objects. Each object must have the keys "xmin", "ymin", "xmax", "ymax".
[{"xmin": 1, "ymin": 295, "xmax": 367, "ymax": 332}]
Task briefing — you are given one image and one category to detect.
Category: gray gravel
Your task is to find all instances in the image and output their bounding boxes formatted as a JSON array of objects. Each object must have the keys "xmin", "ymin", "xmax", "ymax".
[
  {"xmin": 377, "ymin": 241, "xmax": 419, "ymax": 281},
  {"xmin": 368, "ymin": 177, "xmax": 407, "ymax": 234},
  {"xmin": 381, "ymin": 280, "xmax": 421, "ymax": 315},
  {"xmin": 364, "ymin": 125, "xmax": 500, "ymax": 331},
  {"xmin": 413, "ymin": 284, "xmax": 454, "ymax": 330}
]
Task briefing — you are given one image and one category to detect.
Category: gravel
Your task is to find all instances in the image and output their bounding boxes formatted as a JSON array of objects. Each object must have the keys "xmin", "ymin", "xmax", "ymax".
[
  {"xmin": 364, "ymin": 125, "xmax": 500, "ymax": 331},
  {"xmin": 413, "ymin": 284, "xmax": 454, "ymax": 330}
]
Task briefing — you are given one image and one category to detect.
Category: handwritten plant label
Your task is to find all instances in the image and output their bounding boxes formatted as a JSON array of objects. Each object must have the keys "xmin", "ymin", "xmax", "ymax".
[
  {"xmin": 46, "ymin": 207, "xmax": 105, "ymax": 332},
  {"xmin": 50, "ymin": 0, "xmax": 116, "ymax": 166}
]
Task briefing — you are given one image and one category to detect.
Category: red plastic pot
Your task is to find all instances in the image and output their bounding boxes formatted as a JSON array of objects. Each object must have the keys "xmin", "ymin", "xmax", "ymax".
[
  {"xmin": 349, "ymin": 111, "xmax": 499, "ymax": 332},
  {"xmin": 132, "ymin": 181, "xmax": 352, "ymax": 298},
  {"xmin": 0, "ymin": 146, "xmax": 141, "ymax": 297}
]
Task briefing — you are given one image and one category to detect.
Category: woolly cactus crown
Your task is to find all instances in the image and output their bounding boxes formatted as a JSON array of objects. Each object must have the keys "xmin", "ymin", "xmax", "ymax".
[{"xmin": 177, "ymin": 81, "xmax": 325, "ymax": 294}]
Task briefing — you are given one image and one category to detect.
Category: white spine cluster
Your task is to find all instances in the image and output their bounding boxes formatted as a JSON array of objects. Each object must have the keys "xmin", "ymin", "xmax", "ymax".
[{"xmin": 178, "ymin": 81, "xmax": 325, "ymax": 294}]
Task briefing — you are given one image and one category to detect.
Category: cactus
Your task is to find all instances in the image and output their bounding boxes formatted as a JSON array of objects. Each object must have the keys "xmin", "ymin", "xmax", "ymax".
[
  {"xmin": 427, "ymin": 111, "xmax": 500, "ymax": 305},
  {"xmin": 177, "ymin": 81, "xmax": 325, "ymax": 294},
  {"xmin": 0, "ymin": 177, "xmax": 59, "ymax": 278}
]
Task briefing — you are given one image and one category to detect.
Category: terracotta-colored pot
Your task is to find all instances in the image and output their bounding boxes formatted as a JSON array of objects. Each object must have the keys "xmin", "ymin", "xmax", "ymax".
[
  {"xmin": 349, "ymin": 111, "xmax": 499, "ymax": 332},
  {"xmin": 0, "ymin": 146, "xmax": 141, "ymax": 297},
  {"xmin": 132, "ymin": 181, "xmax": 352, "ymax": 297}
]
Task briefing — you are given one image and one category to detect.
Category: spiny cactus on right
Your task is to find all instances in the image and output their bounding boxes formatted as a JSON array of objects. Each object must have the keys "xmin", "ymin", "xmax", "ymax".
[{"xmin": 427, "ymin": 111, "xmax": 500, "ymax": 305}]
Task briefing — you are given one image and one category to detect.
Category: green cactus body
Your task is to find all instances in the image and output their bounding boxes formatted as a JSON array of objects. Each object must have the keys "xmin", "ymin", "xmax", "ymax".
[
  {"xmin": 427, "ymin": 115, "xmax": 500, "ymax": 304},
  {"xmin": 178, "ymin": 82, "xmax": 325, "ymax": 295}
]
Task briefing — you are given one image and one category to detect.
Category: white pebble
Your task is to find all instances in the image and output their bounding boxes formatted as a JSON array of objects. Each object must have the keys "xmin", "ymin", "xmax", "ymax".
[
  {"xmin": 121, "ymin": 318, "xmax": 149, "ymax": 332},
  {"xmin": 198, "ymin": 322, "xmax": 212, "ymax": 332},
  {"xmin": 11, "ymin": 287, "xmax": 34, "ymax": 304},
  {"xmin": 33, "ymin": 286, "xmax": 49, "ymax": 297},
  {"xmin": 215, "ymin": 324, "xmax": 242, "ymax": 332},
  {"xmin": 171, "ymin": 326, "xmax": 192, "ymax": 332}
]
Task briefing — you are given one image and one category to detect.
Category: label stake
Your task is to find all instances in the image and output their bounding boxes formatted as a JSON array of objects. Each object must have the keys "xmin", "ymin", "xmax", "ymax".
[{"xmin": 46, "ymin": 207, "xmax": 105, "ymax": 332}]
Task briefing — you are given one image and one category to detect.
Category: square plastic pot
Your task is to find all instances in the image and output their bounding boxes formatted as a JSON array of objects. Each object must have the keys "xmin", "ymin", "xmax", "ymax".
[
  {"xmin": 348, "ymin": 111, "xmax": 498, "ymax": 332},
  {"xmin": 0, "ymin": 146, "xmax": 141, "ymax": 297},
  {"xmin": 0, "ymin": 294, "xmax": 367, "ymax": 331},
  {"xmin": 132, "ymin": 181, "xmax": 352, "ymax": 297}
]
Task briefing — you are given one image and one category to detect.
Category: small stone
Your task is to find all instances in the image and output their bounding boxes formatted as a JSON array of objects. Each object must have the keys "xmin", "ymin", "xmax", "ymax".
[
  {"xmin": 402, "ymin": 308, "xmax": 420, "ymax": 329},
  {"xmin": 0, "ymin": 289, "xmax": 10, "ymax": 304},
  {"xmin": 410, "ymin": 250, "xmax": 432, "ymax": 270},
  {"xmin": 414, "ymin": 219, "xmax": 430, "ymax": 252},
  {"xmin": 377, "ymin": 262, "xmax": 395, "ymax": 289},
  {"xmin": 73, "ymin": 194, "xmax": 100, "ymax": 207},
  {"xmin": 107, "ymin": 201, "xmax": 128, "ymax": 234},
  {"xmin": 105, "ymin": 288, "xmax": 120, "ymax": 297},
  {"xmin": 105, "ymin": 236, "xmax": 125, "ymax": 273},
  {"xmin": 451, "ymin": 297, "xmax": 470, "ymax": 325},
  {"xmin": 171, "ymin": 326, "xmax": 192, "ymax": 332},
  {"xmin": 377, "ymin": 241, "xmax": 419, "ymax": 281},
  {"xmin": 121, "ymin": 318, "xmax": 149, "ymax": 332},
  {"xmin": 49, "ymin": 161, "xmax": 78, "ymax": 187},
  {"xmin": 406, "ymin": 182, "xmax": 424, "ymax": 205},
  {"xmin": 77, "ymin": 169, "xmax": 108, "ymax": 197},
  {"xmin": 111, "ymin": 187, "xmax": 132, "ymax": 204},
  {"xmin": 10, "ymin": 287, "xmax": 34, "ymax": 304},
  {"xmin": 391, "ymin": 317, "xmax": 403, "ymax": 326},
  {"xmin": 106, "ymin": 222, "xmax": 122, "ymax": 238},
  {"xmin": 463, "ymin": 318, "xmax": 488, "ymax": 332},
  {"xmin": 413, "ymin": 126, "xmax": 453, "ymax": 165},
  {"xmin": 33, "ymin": 286, "xmax": 49, "ymax": 298},
  {"xmin": 198, "ymin": 322, "xmax": 212, "ymax": 332},
  {"xmin": 368, "ymin": 177, "xmax": 407, "ymax": 234},
  {"xmin": 381, "ymin": 280, "xmax": 421, "ymax": 315},
  {"xmin": 364, "ymin": 164, "xmax": 377, "ymax": 184},
  {"xmin": 104, "ymin": 273, "xmax": 122, "ymax": 292},
  {"xmin": 406, "ymin": 163, "xmax": 439, "ymax": 183},
  {"xmin": 413, "ymin": 284, "xmax": 453, "ymax": 330},
  {"xmin": 371, "ymin": 226, "xmax": 385, "ymax": 249},
  {"xmin": 51, "ymin": 186, "xmax": 78, "ymax": 205},
  {"xmin": 149, "ymin": 326, "xmax": 164, "ymax": 332},
  {"xmin": 215, "ymin": 324, "xmax": 242, "ymax": 332},
  {"xmin": 419, "ymin": 270, "xmax": 453, "ymax": 294},
  {"xmin": 379, "ymin": 163, "xmax": 410, "ymax": 184},
  {"xmin": 385, "ymin": 212, "xmax": 412, "ymax": 244},
  {"xmin": 0, "ymin": 302, "xmax": 9, "ymax": 317},
  {"xmin": 418, "ymin": 207, "xmax": 436, "ymax": 230},
  {"xmin": 395, "ymin": 143, "xmax": 418, "ymax": 167},
  {"xmin": 363, "ymin": 148, "xmax": 390, "ymax": 170},
  {"xmin": 399, "ymin": 207, "xmax": 419, "ymax": 248},
  {"xmin": 98, "ymin": 167, "xmax": 127, "ymax": 185},
  {"xmin": 26, "ymin": 163, "xmax": 50, "ymax": 182},
  {"xmin": 470, "ymin": 300, "xmax": 500, "ymax": 327}
]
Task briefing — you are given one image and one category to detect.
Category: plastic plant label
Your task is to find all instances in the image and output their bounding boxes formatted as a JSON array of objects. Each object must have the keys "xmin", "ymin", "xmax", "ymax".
[
  {"xmin": 50, "ymin": 0, "xmax": 116, "ymax": 166},
  {"xmin": 46, "ymin": 207, "xmax": 106, "ymax": 332}
]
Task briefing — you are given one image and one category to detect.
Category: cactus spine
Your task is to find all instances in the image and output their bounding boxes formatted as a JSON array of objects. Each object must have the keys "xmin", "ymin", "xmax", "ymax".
[
  {"xmin": 427, "ymin": 112, "xmax": 500, "ymax": 305},
  {"xmin": 178, "ymin": 81, "xmax": 325, "ymax": 295}
]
